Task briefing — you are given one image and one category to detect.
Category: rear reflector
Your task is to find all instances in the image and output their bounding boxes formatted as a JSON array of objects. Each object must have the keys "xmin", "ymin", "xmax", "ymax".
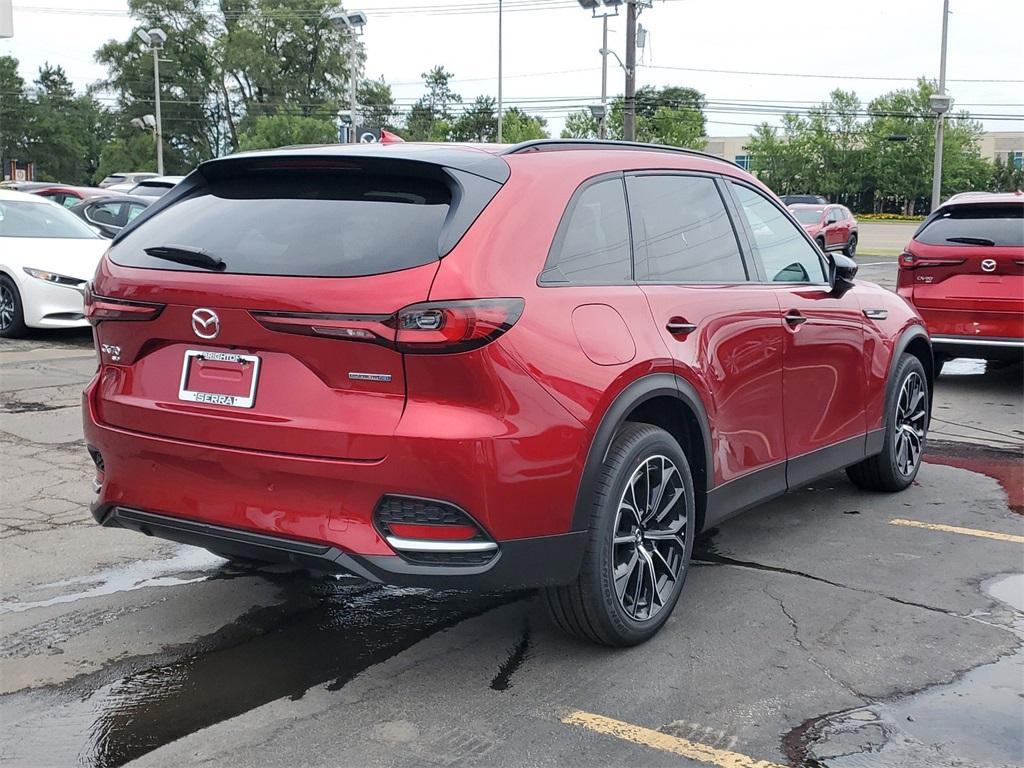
[{"xmin": 373, "ymin": 495, "xmax": 497, "ymax": 561}]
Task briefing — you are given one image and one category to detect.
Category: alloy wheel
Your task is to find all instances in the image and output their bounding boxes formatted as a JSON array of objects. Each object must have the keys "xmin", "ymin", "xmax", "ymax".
[
  {"xmin": 0, "ymin": 283, "xmax": 14, "ymax": 331},
  {"xmin": 894, "ymin": 371, "xmax": 926, "ymax": 476},
  {"xmin": 611, "ymin": 455, "xmax": 688, "ymax": 621}
]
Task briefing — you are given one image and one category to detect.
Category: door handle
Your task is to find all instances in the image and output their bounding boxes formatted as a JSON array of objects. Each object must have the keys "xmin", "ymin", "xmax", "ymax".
[
  {"xmin": 784, "ymin": 311, "xmax": 807, "ymax": 328},
  {"xmin": 666, "ymin": 319, "xmax": 697, "ymax": 336}
]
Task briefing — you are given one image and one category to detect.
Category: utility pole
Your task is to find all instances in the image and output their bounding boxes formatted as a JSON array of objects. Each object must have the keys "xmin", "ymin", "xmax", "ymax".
[
  {"xmin": 623, "ymin": 0, "xmax": 637, "ymax": 142},
  {"xmin": 136, "ymin": 28, "xmax": 167, "ymax": 175},
  {"xmin": 497, "ymin": 0, "xmax": 503, "ymax": 142},
  {"xmin": 600, "ymin": 13, "xmax": 608, "ymax": 139},
  {"xmin": 930, "ymin": 0, "xmax": 950, "ymax": 210}
]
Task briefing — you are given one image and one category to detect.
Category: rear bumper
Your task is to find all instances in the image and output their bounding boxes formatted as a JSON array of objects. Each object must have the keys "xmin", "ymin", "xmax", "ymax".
[
  {"xmin": 932, "ymin": 335, "xmax": 1024, "ymax": 362},
  {"xmin": 94, "ymin": 505, "xmax": 586, "ymax": 590}
]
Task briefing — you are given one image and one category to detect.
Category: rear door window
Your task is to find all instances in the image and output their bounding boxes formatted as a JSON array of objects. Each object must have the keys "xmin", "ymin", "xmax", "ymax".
[
  {"xmin": 916, "ymin": 205, "xmax": 1024, "ymax": 247},
  {"xmin": 540, "ymin": 175, "xmax": 632, "ymax": 284},
  {"xmin": 627, "ymin": 174, "xmax": 747, "ymax": 283},
  {"xmin": 110, "ymin": 171, "xmax": 454, "ymax": 277}
]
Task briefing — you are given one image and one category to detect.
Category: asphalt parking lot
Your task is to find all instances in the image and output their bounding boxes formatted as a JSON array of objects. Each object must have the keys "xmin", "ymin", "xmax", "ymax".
[{"xmin": 1, "ymin": 250, "xmax": 1022, "ymax": 767}]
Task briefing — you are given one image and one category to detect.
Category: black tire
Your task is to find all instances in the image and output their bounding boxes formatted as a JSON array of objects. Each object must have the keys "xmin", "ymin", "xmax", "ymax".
[
  {"xmin": 846, "ymin": 354, "xmax": 929, "ymax": 492},
  {"xmin": 543, "ymin": 423, "xmax": 695, "ymax": 646},
  {"xmin": 934, "ymin": 355, "xmax": 951, "ymax": 376},
  {"xmin": 815, "ymin": 236, "xmax": 826, "ymax": 252},
  {"xmin": 0, "ymin": 275, "xmax": 27, "ymax": 338},
  {"xmin": 843, "ymin": 233, "xmax": 858, "ymax": 258}
]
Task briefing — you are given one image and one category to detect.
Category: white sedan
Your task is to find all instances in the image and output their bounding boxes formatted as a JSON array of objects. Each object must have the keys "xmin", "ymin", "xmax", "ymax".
[{"xmin": 0, "ymin": 189, "xmax": 109, "ymax": 338}]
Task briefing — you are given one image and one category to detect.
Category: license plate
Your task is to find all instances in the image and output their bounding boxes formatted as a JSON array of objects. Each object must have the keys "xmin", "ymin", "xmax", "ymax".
[{"xmin": 178, "ymin": 350, "xmax": 260, "ymax": 409}]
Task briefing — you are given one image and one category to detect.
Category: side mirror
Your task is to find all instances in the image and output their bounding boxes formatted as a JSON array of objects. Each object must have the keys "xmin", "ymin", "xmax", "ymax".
[{"xmin": 829, "ymin": 252, "xmax": 858, "ymax": 297}]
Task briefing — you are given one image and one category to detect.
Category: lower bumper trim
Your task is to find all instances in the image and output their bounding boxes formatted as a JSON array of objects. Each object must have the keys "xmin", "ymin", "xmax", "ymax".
[
  {"xmin": 931, "ymin": 336, "xmax": 1024, "ymax": 349},
  {"xmin": 96, "ymin": 506, "xmax": 586, "ymax": 590}
]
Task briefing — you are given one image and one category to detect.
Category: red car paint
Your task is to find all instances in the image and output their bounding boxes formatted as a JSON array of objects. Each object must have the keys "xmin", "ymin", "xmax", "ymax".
[
  {"xmin": 82, "ymin": 141, "xmax": 928, "ymax": 590},
  {"xmin": 897, "ymin": 191, "xmax": 1024, "ymax": 363},
  {"xmin": 788, "ymin": 203, "xmax": 858, "ymax": 254}
]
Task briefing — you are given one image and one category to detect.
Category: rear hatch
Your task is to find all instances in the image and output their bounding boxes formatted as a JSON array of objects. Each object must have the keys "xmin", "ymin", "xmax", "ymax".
[
  {"xmin": 89, "ymin": 149, "xmax": 507, "ymax": 460},
  {"xmin": 904, "ymin": 201, "xmax": 1024, "ymax": 312}
]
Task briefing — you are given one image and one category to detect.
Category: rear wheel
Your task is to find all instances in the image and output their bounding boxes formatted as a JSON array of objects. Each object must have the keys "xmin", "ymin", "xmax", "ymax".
[
  {"xmin": 543, "ymin": 423, "xmax": 695, "ymax": 646},
  {"xmin": 815, "ymin": 236, "xmax": 826, "ymax": 252},
  {"xmin": 843, "ymin": 233, "xmax": 858, "ymax": 258},
  {"xmin": 847, "ymin": 354, "xmax": 928, "ymax": 492},
  {"xmin": 0, "ymin": 275, "xmax": 26, "ymax": 339}
]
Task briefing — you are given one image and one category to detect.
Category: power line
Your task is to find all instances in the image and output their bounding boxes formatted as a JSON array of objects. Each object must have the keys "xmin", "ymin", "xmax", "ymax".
[{"xmin": 641, "ymin": 63, "xmax": 1024, "ymax": 85}]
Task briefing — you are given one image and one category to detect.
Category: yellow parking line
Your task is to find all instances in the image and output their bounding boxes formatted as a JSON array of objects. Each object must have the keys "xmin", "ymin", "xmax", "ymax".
[
  {"xmin": 889, "ymin": 518, "xmax": 1024, "ymax": 544},
  {"xmin": 561, "ymin": 710, "xmax": 785, "ymax": 768}
]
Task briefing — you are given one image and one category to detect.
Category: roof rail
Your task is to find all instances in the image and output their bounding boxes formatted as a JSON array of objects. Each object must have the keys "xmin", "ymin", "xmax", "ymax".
[{"xmin": 501, "ymin": 139, "xmax": 742, "ymax": 169}]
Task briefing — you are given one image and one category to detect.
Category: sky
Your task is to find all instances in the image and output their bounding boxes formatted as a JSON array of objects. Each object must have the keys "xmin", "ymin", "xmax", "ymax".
[{"xmin": 3, "ymin": 0, "xmax": 1023, "ymax": 138}]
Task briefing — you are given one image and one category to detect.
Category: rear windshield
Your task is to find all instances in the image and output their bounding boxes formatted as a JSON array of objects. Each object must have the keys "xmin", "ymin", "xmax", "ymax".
[
  {"xmin": 917, "ymin": 205, "xmax": 1024, "ymax": 247},
  {"xmin": 791, "ymin": 208, "xmax": 824, "ymax": 224},
  {"xmin": 111, "ymin": 171, "xmax": 452, "ymax": 276}
]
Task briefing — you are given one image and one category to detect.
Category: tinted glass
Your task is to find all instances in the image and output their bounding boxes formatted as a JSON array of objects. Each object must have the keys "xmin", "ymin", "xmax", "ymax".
[
  {"xmin": 733, "ymin": 184, "xmax": 826, "ymax": 283},
  {"xmin": 791, "ymin": 207, "xmax": 824, "ymax": 224},
  {"xmin": 90, "ymin": 201, "xmax": 123, "ymax": 225},
  {"xmin": 130, "ymin": 184, "xmax": 167, "ymax": 198},
  {"xmin": 917, "ymin": 205, "xmax": 1023, "ymax": 247},
  {"xmin": 628, "ymin": 175, "xmax": 746, "ymax": 283},
  {"xmin": 0, "ymin": 200, "xmax": 100, "ymax": 239},
  {"xmin": 111, "ymin": 171, "xmax": 452, "ymax": 277},
  {"xmin": 542, "ymin": 177, "xmax": 631, "ymax": 284}
]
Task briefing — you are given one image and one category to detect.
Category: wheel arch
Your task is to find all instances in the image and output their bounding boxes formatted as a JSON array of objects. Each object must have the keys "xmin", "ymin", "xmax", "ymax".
[
  {"xmin": 570, "ymin": 373, "xmax": 714, "ymax": 534},
  {"xmin": 890, "ymin": 325, "xmax": 934, "ymax": 422}
]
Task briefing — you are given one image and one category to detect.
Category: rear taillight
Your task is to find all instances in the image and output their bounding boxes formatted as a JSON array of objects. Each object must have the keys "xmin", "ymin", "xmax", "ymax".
[
  {"xmin": 898, "ymin": 250, "xmax": 966, "ymax": 270},
  {"xmin": 85, "ymin": 285, "xmax": 164, "ymax": 324},
  {"xmin": 252, "ymin": 298, "xmax": 524, "ymax": 354},
  {"xmin": 386, "ymin": 298, "xmax": 524, "ymax": 354}
]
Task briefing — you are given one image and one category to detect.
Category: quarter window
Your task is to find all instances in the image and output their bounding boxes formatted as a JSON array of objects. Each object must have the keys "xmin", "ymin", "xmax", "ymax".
[
  {"xmin": 627, "ymin": 174, "xmax": 747, "ymax": 283},
  {"xmin": 541, "ymin": 176, "xmax": 632, "ymax": 284},
  {"xmin": 732, "ymin": 183, "xmax": 827, "ymax": 283}
]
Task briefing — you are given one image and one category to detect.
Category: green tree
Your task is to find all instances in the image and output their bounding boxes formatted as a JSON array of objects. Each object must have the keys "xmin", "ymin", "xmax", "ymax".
[
  {"xmin": 451, "ymin": 95, "xmax": 497, "ymax": 142},
  {"xmin": 358, "ymin": 78, "xmax": 399, "ymax": 132},
  {"xmin": 404, "ymin": 66, "xmax": 461, "ymax": 142},
  {"xmin": 989, "ymin": 155, "xmax": 1024, "ymax": 192},
  {"xmin": 561, "ymin": 109, "xmax": 599, "ymax": 139},
  {"xmin": 237, "ymin": 114, "xmax": 338, "ymax": 150},
  {"xmin": 499, "ymin": 107, "xmax": 548, "ymax": 143},
  {"xmin": 0, "ymin": 56, "xmax": 31, "ymax": 176}
]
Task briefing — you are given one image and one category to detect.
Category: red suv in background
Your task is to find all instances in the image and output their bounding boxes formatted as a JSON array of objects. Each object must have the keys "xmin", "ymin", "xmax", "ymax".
[
  {"xmin": 83, "ymin": 140, "xmax": 931, "ymax": 646},
  {"xmin": 789, "ymin": 203, "xmax": 859, "ymax": 257},
  {"xmin": 898, "ymin": 191, "xmax": 1023, "ymax": 371}
]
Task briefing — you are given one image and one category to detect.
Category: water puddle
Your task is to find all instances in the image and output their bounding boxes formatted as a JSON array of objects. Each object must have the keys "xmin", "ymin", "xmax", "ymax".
[
  {"xmin": 924, "ymin": 440, "xmax": 1024, "ymax": 514},
  {"xmin": 0, "ymin": 567, "xmax": 520, "ymax": 767},
  {"xmin": 782, "ymin": 572, "xmax": 1024, "ymax": 768},
  {"xmin": 0, "ymin": 548, "xmax": 227, "ymax": 614}
]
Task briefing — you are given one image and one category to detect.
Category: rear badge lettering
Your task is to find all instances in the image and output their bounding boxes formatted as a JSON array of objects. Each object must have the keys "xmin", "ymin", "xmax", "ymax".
[{"xmin": 348, "ymin": 372, "xmax": 392, "ymax": 382}]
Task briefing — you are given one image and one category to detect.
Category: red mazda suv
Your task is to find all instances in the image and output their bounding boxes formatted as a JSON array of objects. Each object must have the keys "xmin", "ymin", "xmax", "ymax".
[
  {"xmin": 83, "ymin": 140, "xmax": 932, "ymax": 645},
  {"xmin": 897, "ymin": 191, "xmax": 1023, "ymax": 371},
  {"xmin": 788, "ymin": 203, "xmax": 859, "ymax": 257}
]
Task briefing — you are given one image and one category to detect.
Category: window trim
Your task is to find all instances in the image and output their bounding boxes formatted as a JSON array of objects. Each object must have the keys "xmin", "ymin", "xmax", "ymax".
[
  {"xmin": 537, "ymin": 171, "xmax": 635, "ymax": 287},
  {"xmin": 625, "ymin": 170, "xmax": 754, "ymax": 286},
  {"xmin": 725, "ymin": 179, "xmax": 831, "ymax": 287}
]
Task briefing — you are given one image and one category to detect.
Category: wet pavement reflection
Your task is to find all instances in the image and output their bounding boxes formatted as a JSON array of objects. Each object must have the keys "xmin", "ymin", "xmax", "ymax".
[{"xmin": 1, "ymin": 565, "xmax": 518, "ymax": 768}]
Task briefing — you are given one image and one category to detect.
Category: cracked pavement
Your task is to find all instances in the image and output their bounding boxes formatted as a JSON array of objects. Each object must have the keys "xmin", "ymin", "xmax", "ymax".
[{"xmin": 1, "ymin": 327, "xmax": 1022, "ymax": 768}]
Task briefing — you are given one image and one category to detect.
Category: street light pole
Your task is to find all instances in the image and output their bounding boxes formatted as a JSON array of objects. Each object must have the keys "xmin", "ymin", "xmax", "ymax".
[
  {"xmin": 600, "ymin": 13, "xmax": 608, "ymax": 139},
  {"xmin": 349, "ymin": 34, "xmax": 358, "ymax": 143},
  {"xmin": 930, "ymin": 0, "xmax": 950, "ymax": 210},
  {"xmin": 136, "ymin": 28, "xmax": 167, "ymax": 175},
  {"xmin": 497, "ymin": 0, "xmax": 503, "ymax": 142},
  {"xmin": 623, "ymin": 0, "xmax": 637, "ymax": 141},
  {"xmin": 152, "ymin": 45, "xmax": 163, "ymax": 174}
]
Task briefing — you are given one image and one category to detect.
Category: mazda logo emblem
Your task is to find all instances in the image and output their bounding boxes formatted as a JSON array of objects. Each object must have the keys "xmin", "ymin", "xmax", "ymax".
[
  {"xmin": 191, "ymin": 308, "xmax": 220, "ymax": 339},
  {"xmin": 981, "ymin": 259, "xmax": 997, "ymax": 273}
]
